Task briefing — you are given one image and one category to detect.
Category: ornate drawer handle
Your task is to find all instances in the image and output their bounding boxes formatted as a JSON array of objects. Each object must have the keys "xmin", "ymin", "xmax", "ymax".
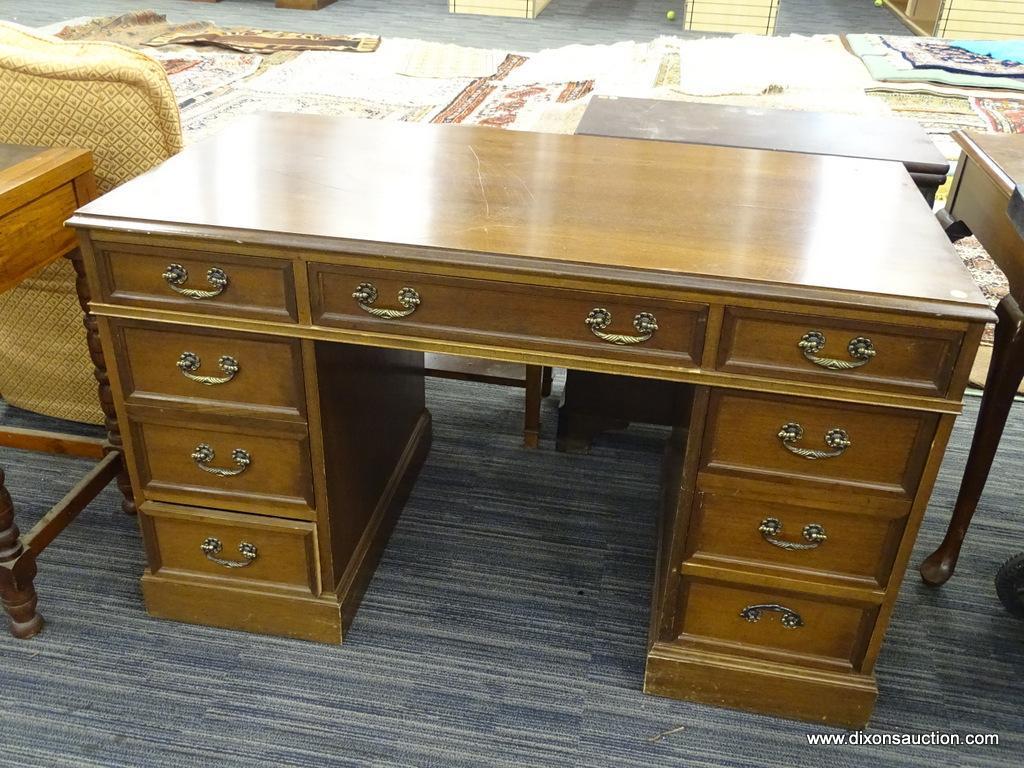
[
  {"xmin": 352, "ymin": 282, "xmax": 420, "ymax": 319},
  {"xmin": 585, "ymin": 307, "xmax": 658, "ymax": 345},
  {"xmin": 740, "ymin": 603, "xmax": 804, "ymax": 629},
  {"xmin": 191, "ymin": 443, "xmax": 251, "ymax": 477},
  {"xmin": 778, "ymin": 422, "xmax": 850, "ymax": 460},
  {"xmin": 798, "ymin": 331, "xmax": 875, "ymax": 370},
  {"xmin": 177, "ymin": 352, "xmax": 239, "ymax": 385},
  {"xmin": 162, "ymin": 263, "xmax": 228, "ymax": 299},
  {"xmin": 200, "ymin": 537, "xmax": 258, "ymax": 568},
  {"xmin": 759, "ymin": 517, "xmax": 827, "ymax": 550}
]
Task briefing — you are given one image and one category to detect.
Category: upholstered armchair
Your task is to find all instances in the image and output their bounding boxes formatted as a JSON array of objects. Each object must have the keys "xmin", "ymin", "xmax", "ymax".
[{"xmin": 0, "ymin": 22, "xmax": 181, "ymax": 423}]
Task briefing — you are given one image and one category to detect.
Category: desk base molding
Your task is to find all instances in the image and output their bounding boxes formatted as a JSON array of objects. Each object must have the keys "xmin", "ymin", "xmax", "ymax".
[
  {"xmin": 644, "ymin": 642, "xmax": 878, "ymax": 727},
  {"xmin": 141, "ymin": 573, "xmax": 344, "ymax": 643}
]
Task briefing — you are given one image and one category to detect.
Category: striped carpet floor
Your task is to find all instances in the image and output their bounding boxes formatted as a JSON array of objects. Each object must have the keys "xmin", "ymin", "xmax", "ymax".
[{"xmin": 0, "ymin": 377, "xmax": 1021, "ymax": 767}]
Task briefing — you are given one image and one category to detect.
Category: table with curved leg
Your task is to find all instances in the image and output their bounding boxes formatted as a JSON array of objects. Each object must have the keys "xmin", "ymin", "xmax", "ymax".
[{"xmin": 921, "ymin": 131, "xmax": 1024, "ymax": 586}]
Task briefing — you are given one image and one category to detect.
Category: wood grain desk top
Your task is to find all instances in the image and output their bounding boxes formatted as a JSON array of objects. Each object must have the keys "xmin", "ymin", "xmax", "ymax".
[
  {"xmin": 72, "ymin": 113, "xmax": 987, "ymax": 317},
  {"xmin": 1, "ymin": 144, "xmax": 93, "ymax": 294},
  {"xmin": 578, "ymin": 96, "xmax": 949, "ymax": 176}
]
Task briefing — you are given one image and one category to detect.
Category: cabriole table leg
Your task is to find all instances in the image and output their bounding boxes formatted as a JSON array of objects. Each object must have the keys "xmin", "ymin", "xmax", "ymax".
[{"xmin": 921, "ymin": 295, "xmax": 1024, "ymax": 586}]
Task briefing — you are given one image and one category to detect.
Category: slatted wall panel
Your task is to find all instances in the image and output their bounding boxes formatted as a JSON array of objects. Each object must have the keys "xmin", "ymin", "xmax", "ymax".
[
  {"xmin": 684, "ymin": 0, "xmax": 780, "ymax": 35},
  {"xmin": 937, "ymin": 0, "xmax": 1024, "ymax": 38}
]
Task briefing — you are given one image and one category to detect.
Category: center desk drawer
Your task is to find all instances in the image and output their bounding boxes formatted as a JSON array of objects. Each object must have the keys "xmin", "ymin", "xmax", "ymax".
[
  {"xmin": 94, "ymin": 243, "xmax": 298, "ymax": 322},
  {"xmin": 128, "ymin": 414, "xmax": 315, "ymax": 519},
  {"xmin": 309, "ymin": 263, "xmax": 707, "ymax": 366},
  {"xmin": 702, "ymin": 391, "xmax": 938, "ymax": 499},
  {"xmin": 717, "ymin": 307, "xmax": 963, "ymax": 396},
  {"xmin": 113, "ymin": 321, "xmax": 305, "ymax": 418},
  {"xmin": 142, "ymin": 503, "xmax": 319, "ymax": 595}
]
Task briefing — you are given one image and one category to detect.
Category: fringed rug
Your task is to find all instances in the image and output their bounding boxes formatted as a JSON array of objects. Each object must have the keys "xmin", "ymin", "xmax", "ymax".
[
  {"xmin": 55, "ymin": 9, "xmax": 379, "ymax": 53},
  {"xmin": 147, "ymin": 26, "xmax": 379, "ymax": 54}
]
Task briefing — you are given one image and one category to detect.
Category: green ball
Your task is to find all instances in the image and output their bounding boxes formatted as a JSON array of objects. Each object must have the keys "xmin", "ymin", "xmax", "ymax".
[
  {"xmin": 874, "ymin": 0, "xmax": 883, "ymax": 6},
  {"xmin": 667, "ymin": 10, "xmax": 677, "ymax": 20}
]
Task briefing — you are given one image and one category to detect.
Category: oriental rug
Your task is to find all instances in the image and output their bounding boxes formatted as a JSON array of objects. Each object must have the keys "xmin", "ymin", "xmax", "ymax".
[{"xmin": 846, "ymin": 34, "xmax": 1024, "ymax": 92}]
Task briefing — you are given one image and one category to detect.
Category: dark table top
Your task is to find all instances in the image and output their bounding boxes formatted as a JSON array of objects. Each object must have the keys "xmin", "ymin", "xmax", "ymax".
[{"xmin": 577, "ymin": 97, "xmax": 949, "ymax": 177}]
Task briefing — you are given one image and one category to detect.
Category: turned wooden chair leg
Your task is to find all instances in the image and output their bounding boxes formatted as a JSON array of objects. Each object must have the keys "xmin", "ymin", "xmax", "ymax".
[
  {"xmin": 523, "ymin": 365, "xmax": 543, "ymax": 448},
  {"xmin": 0, "ymin": 468, "xmax": 44, "ymax": 638},
  {"xmin": 67, "ymin": 249, "xmax": 135, "ymax": 515},
  {"xmin": 921, "ymin": 295, "xmax": 1024, "ymax": 586}
]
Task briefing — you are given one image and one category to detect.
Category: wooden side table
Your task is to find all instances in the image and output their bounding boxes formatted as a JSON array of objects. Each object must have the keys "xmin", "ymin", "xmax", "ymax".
[
  {"xmin": 920, "ymin": 131, "xmax": 1024, "ymax": 586},
  {"xmin": 0, "ymin": 145, "xmax": 127, "ymax": 637}
]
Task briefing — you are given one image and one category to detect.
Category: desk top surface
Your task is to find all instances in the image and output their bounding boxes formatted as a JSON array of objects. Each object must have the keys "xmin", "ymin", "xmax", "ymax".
[
  {"xmin": 577, "ymin": 97, "xmax": 949, "ymax": 175},
  {"xmin": 0, "ymin": 144, "xmax": 46, "ymax": 175},
  {"xmin": 73, "ymin": 113, "xmax": 986, "ymax": 315}
]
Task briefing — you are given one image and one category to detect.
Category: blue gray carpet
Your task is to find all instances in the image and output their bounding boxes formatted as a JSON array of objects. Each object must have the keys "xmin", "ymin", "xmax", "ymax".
[{"xmin": 0, "ymin": 376, "xmax": 1022, "ymax": 767}]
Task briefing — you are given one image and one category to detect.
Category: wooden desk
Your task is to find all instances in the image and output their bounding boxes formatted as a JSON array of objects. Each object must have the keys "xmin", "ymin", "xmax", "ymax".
[
  {"xmin": 69, "ymin": 114, "xmax": 989, "ymax": 727},
  {"xmin": 0, "ymin": 144, "xmax": 124, "ymax": 638},
  {"xmin": 921, "ymin": 132, "xmax": 1024, "ymax": 587}
]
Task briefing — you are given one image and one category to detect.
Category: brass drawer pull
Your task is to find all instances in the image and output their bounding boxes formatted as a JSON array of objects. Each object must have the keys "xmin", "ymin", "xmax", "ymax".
[
  {"xmin": 162, "ymin": 263, "xmax": 228, "ymax": 299},
  {"xmin": 778, "ymin": 422, "xmax": 850, "ymax": 460},
  {"xmin": 191, "ymin": 443, "xmax": 251, "ymax": 477},
  {"xmin": 758, "ymin": 517, "xmax": 827, "ymax": 550},
  {"xmin": 352, "ymin": 282, "xmax": 421, "ymax": 319},
  {"xmin": 585, "ymin": 307, "xmax": 658, "ymax": 345},
  {"xmin": 177, "ymin": 352, "xmax": 239, "ymax": 385},
  {"xmin": 798, "ymin": 331, "xmax": 875, "ymax": 370},
  {"xmin": 200, "ymin": 537, "xmax": 258, "ymax": 568},
  {"xmin": 740, "ymin": 603, "xmax": 804, "ymax": 629}
]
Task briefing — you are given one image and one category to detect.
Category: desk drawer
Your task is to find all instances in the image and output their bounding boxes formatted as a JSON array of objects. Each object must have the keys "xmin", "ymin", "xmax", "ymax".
[
  {"xmin": 142, "ymin": 503, "xmax": 319, "ymax": 595},
  {"xmin": 309, "ymin": 263, "xmax": 707, "ymax": 367},
  {"xmin": 114, "ymin": 321, "xmax": 305, "ymax": 419},
  {"xmin": 701, "ymin": 391, "xmax": 937, "ymax": 499},
  {"xmin": 676, "ymin": 577, "xmax": 875, "ymax": 669},
  {"xmin": 129, "ymin": 415, "xmax": 315, "ymax": 519},
  {"xmin": 685, "ymin": 493, "xmax": 907, "ymax": 587},
  {"xmin": 94, "ymin": 243, "xmax": 298, "ymax": 322},
  {"xmin": 717, "ymin": 307, "xmax": 962, "ymax": 397}
]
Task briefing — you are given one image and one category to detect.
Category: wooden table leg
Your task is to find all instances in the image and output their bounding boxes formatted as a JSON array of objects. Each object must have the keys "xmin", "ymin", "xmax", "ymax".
[
  {"xmin": 66, "ymin": 249, "xmax": 136, "ymax": 516},
  {"xmin": 523, "ymin": 365, "xmax": 543, "ymax": 448},
  {"xmin": 920, "ymin": 294, "xmax": 1024, "ymax": 586},
  {"xmin": 0, "ymin": 467, "xmax": 44, "ymax": 638}
]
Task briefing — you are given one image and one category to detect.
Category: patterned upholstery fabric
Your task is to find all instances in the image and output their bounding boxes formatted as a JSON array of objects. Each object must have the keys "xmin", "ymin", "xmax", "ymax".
[{"xmin": 0, "ymin": 22, "xmax": 181, "ymax": 423}]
